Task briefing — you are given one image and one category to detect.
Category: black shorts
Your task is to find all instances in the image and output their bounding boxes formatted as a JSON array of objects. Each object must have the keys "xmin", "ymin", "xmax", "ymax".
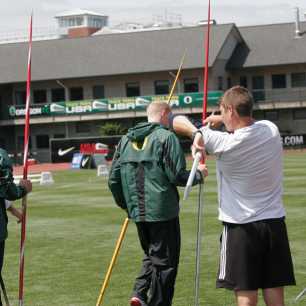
[{"xmin": 216, "ymin": 218, "xmax": 296, "ymax": 291}]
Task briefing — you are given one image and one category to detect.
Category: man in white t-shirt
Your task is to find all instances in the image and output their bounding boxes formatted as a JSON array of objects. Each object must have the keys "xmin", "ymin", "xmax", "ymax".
[{"xmin": 172, "ymin": 86, "xmax": 295, "ymax": 306}]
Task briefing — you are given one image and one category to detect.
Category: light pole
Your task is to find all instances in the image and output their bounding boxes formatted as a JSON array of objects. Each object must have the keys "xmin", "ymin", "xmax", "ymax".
[
  {"xmin": 56, "ymin": 80, "xmax": 69, "ymax": 138},
  {"xmin": 56, "ymin": 80, "xmax": 69, "ymax": 100}
]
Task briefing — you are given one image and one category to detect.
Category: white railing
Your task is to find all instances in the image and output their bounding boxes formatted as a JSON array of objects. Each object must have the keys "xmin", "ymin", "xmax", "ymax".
[{"xmin": 0, "ymin": 27, "xmax": 60, "ymax": 44}]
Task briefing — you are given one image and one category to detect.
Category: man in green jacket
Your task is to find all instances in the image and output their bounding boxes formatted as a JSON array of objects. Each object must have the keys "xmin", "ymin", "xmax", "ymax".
[
  {"xmin": 0, "ymin": 148, "xmax": 32, "ymax": 305},
  {"xmin": 108, "ymin": 101, "xmax": 207, "ymax": 306}
]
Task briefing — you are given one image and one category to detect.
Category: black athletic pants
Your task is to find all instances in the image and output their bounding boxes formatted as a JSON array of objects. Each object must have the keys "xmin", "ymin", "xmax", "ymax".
[
  {"xmin": 132, "ymin": 217, "xmax": 181, "ymax": 306},
  {"xmin": 0, "ymin": 241, "xmax": 5, "ymax": 306}
]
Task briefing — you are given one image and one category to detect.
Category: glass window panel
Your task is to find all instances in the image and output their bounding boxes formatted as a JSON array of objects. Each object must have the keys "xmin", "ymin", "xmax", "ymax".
[
  {"xmin": 33, "ymin": 89, "xmax": 47, "ymax": 104},
  {"xmin": 293, "ymin": 108, "xmax": 306, "ymax": 119},
  {"xmin": 36, "ymin": 135, "xmax": 50, "ymax": 149},
  {"xmin": 291, "ymin": 73, "xmax": 306, "ymax": 88},
  {"xmin": 51, "ymin": 88, "xmax": 65, "ymax": 102},
  {"xmin": 69, "ymin": 87, "xmax": 83, "ymax": 101},
  {"xmin": 272, "ymin": 74, "xmax": 286, "ymax": 89},
  {"xmin": 184, "ymin": 78, "xmax": 199, "ymax": 93},
  {"xmin": 15, "ymin": 91, "xmax": 26, "ymax": 105},
  {"xmin": 93, "ymin": 85, "xmax": 105, "ymax": 99},
  {"xmin": 154, "ymin": 80, "xmax": 170, "ymax": 95},
  {"xmin": 240, "ymin": 76, "xmax": 248, "ymax": 88},
  {"xmin": 264, "ymin": 111, "xmax": 279, "ymax": 121},
  {"xmin": 126, "ymin": 82, "xmax": 140, "ymax": 97}
]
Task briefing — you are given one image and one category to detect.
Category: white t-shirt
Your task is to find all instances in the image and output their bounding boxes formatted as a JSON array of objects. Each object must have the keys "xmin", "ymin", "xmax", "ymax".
[{"xmin": 201, "ymin": 120, "xmax": 285, "ymax": 224}]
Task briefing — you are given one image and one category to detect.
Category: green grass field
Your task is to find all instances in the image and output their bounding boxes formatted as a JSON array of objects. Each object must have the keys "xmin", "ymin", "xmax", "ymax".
[{"xmin": 4, "ymin": 152, "xmax": 306, "ymax": 306}]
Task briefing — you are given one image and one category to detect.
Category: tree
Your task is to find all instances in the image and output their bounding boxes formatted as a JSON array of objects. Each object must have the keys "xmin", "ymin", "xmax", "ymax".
[{"xmin": 100, "ymin": 122, "xmax": 127, "ymax": 136}]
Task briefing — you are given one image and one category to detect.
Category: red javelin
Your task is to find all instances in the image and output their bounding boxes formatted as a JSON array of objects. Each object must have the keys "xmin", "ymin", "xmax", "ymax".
[
  {"xmin": 19, "ymin": 13, "xmax": 33, "ymax": 306},
  {"xmin": 202, "ymin": 0, "xmax": 211, "ymax": 123}
]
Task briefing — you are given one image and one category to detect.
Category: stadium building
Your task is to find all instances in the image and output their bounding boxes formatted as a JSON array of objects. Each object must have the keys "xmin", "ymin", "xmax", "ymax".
[{"xmin": 0, "ymin": 9, "xmax": 306, "ymax": 163}]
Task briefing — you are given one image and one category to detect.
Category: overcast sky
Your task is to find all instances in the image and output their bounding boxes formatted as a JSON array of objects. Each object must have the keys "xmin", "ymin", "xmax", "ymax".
[{"xmin": 0, "ymin": 0, "xmax": 306, "ymax": 32}]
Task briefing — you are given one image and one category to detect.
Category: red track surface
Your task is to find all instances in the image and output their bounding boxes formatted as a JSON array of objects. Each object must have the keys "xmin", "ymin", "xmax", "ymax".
[
  {"xmin": 13, "ymin": 163, "xmax": 70, "ymax": 176},
  {"xmin": 12, "ymin": 150, "xmax": 305, "ymax": 176}
]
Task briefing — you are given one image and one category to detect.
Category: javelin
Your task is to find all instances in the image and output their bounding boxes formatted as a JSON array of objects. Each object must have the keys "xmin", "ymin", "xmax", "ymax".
[
  {"xmin": 183, "ymin": 0, "xmax": 211, "ymax": 199},
  {"xmin": 202, "ymin": 0, "xmax": 211, "ymax": 123},
  {"xmin": 167, "ymin": 50, "xmax": 187, "ymax": 104},
  {"xmin": 194, "ymin": 1, "xmax": 212, "ymax": 305},
  {"xmin": 96, "ymin": 218, "xmax": 129, "ymax": 306},
  {"xmin": 19, "ymin": 13, "xmax": 33, "ymax": 306}
]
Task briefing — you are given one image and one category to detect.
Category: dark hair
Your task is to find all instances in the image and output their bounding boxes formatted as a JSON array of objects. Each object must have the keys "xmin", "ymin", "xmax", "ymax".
[{"xmin": 220, "ymin": 86, "xmax": 253, "ymax": 117}]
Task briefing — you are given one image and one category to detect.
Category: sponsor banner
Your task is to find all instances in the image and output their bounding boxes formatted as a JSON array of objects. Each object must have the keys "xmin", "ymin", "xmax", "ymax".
[
  {"xmin": 9, "ymin": 104, "xmax": 50, "ymax": 116},
  {"xmin": 8, "ymin": 92, "xmax": 223, "ymax": 117},
  {"xmin": 71, "ymin": 153, "xmax": 83, "ymax": 169},
  {"xmin": 51, "ymin": 136, "xmax": 120, "ymax": 163},
  {"xmin": 80, "ymin": 143, "xmax": 109, "ymax": 155},
  {"xmin": 281, "ymin": 134, "xmax": 305, "ymax": 147}
]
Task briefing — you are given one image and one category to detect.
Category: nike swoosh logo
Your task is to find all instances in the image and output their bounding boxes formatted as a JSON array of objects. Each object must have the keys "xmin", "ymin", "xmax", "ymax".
[
  {"xmin": 81, "ymin": 156, "xmax": 90, "ymax": 167},
  {"xmin": 58, "ymin": 146, "xmax": 75, "ymax": 156}
]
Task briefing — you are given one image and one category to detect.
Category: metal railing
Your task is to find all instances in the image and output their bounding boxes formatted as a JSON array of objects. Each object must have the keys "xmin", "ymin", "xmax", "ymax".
[{"xmin": 252, "ymin": 88, "xmax": 306, "ymax": 104}]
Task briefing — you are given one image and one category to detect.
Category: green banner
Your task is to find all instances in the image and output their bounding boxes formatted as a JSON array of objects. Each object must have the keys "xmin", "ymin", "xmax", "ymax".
[{"xmin": 8, "ymin": 92, "xmax": 222, "ymax": 117}]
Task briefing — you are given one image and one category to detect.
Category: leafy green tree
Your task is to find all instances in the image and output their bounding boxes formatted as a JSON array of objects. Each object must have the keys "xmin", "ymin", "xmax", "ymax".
[{"xmin": 100, "ymin": 122, "xmax": 127, "ymax": 136}]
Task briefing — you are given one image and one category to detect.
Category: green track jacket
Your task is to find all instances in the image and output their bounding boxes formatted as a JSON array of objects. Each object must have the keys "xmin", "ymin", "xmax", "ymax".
[
  {"xmin": 0, "ymin": 148, "xmax": 27, "ymax": 241},
  {"xmin": 108, "ymin": 122, "xmax": 202, "ymax": 222}
]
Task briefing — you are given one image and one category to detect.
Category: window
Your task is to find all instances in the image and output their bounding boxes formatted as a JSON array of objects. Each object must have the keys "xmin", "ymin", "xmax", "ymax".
[
  {"xmin": 15, "ymin": 91, "xmax": 26, "ymax": 105},
  {"xmin": 154, "ymin": 80, "xmax": 170, "ymax": 95},
  {"xmin": 272, "ymin": 74, "xmax": 286, "ymax": 89},
  {"xmin": 227, "ymin": 77, "xmax": 232, "ymax": 89},
  {"xmin": 264, "ymin": 111, "xmax": 279, "ymax": 121},
  {"xmin": 217, "ymin": 76, "xmax": 223, "ymax": 91},
  {"xmin": 75, "ymin": 17, "xmax": 83, "ymax": 26},
  {"xmin": 53, "ymin": 134, "xmax": 65, "ymax": 139},
  {"xmin": 291, "ymin": 73, "xmax": 306, "ymax": 88},
  {"xmin": 63, "ymin": 17, "xmax": 84, "ymax": 27},
  {"xmin": 76, "ymin": 123, "xmax": 91, "ymax": 134},
  {"xmin": 17, "ymin": 136, "xmax": 32, "ymax": 151},
  {"xmin": 93, "ymin": 85, "xmax": 105, "ymax": 99},
  {"xmin": 184, "ymin": 78, "xmax": 199, "ymax": 93},
  {"xmin": 88, "ymin": 17, "xmax": 106, "ymax": 28},
  {"xmin": 33, "ymin": 89, "xmax": 47, "ymax": 104},
  {"xmin": 252, "ymin": 76, "xmax": 264, "ymax": 89},
  {"xmin": 253, "ymin": 110, "xmax": 264, "ymax": 120},
  {"xmin": 252, "ymin": 76, "xmax": 265, "ymax": 102},
  {"xmin": 240, "ymin": 76, "xmax": 248, "ymax": 88},
  {"xmin": 126, "ymin": 82, "xmax": 140, "ymax": 97},
  {"xmin": 51, "ymin": 88, "xmax": 65, "ymax": 102},
  {"xmin": 69, "ymin": 87, "xmax": 83, "ymax": 101},
  {"xmin": 293, "ymin": 108, "xmax": 306, "ymax": 120},
  {"xmin": 36, "ymin": 135, "xmax": 49, "ymax": 149}
]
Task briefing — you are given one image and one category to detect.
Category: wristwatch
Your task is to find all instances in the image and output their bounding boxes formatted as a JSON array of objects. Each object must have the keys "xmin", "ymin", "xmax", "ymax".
[{"xmin": 192, "ymin": 129, "xmax": 203, "ymax": 140}]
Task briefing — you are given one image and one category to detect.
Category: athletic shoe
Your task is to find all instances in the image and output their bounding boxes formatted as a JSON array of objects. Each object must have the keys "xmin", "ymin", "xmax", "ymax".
[{"xmin": 130, "ymin": 296, "xmax": 142, "ymax": 306}]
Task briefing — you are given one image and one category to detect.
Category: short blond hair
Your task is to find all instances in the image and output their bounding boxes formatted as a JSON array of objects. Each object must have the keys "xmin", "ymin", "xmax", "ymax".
[
  {"xmin": 220, "ymin": 86, "xmax": 253, "ymax": 117},
  {"xmin": 147, "ymin": 101, "xmax": 171, "ymax": 118}
]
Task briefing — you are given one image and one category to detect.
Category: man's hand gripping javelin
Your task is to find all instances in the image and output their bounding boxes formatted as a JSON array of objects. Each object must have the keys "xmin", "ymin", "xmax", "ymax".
[{"xmin": 184, "ymin": 113, "xmax": 222, "ymax": 200}]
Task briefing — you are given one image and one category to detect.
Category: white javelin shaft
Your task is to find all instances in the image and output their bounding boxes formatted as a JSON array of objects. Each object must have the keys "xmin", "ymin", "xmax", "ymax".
[
  {"xmin": 184, "ymin": 151, "xmax": 202, "ymax": 200},
  {"xmin": 295, "ymin": 288, "xmax": 306, "ymax": 302}
]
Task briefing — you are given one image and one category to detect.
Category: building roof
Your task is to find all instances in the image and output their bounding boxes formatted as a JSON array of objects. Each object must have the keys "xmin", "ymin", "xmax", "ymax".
[
  {"xmin": 0, "ymin": 24, "xmax": 235, "ymax": 84},
  {"xmin": 55, "ymin": 9, "xmax": 107, "ymax": 18},
  {"xmin": 228, "ymin": 21, "xmax": 306, "ymax": 69}
]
